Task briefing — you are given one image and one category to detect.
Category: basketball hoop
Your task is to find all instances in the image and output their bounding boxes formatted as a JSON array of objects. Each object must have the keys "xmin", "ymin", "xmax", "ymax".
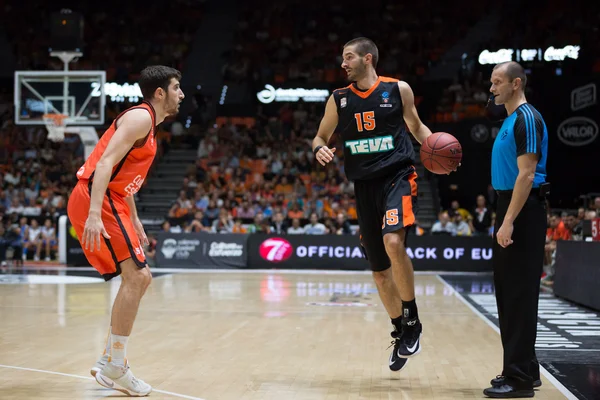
[{"xmin": 43, "ymin": 113, "xmax": 68, "ymax": 142}]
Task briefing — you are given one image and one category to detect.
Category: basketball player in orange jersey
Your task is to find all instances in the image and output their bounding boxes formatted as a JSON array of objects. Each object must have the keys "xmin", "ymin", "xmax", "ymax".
[
  {"xmin": 67, "ymin": 65, "xmax": 184, "ymax": 396},
  {"xmin": 312, "ymin": 38, "xmax": 438, "ymax": 372}
]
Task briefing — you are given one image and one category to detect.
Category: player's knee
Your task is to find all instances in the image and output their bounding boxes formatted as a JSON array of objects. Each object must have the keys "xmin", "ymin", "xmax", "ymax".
[
  {"xmin": 372, "ymin": 268, "xmax": 392, "ymax": 287},
  {"xmin": 144, "ymin": 267, "xmax": 153, "ymax": 289},
  {"xmin": 383, "ymin": 230, "xmax": 406, "ymax": 251},
  {"xmin": 135, "ymin": 266, "xmax": 152, "ymax": 291},
  {"xmin": 120, "ymin": 260, "xmax": 151, "ymax": 291}
]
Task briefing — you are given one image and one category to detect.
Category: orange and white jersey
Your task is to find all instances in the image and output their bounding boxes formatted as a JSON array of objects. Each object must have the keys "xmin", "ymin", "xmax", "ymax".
[{"xmin": 76, "ymin": 101, "xmax": 157, "ymax": 197}]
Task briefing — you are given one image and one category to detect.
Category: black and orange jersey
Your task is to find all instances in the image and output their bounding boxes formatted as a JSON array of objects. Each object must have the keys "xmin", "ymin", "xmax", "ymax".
[{"xmin": 332, "ymin": 76, "xmax": 415, "ymax": 181}]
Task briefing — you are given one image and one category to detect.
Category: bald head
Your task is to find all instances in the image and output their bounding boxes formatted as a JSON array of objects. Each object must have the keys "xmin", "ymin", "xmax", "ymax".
[{"xmin": 493, "ymin": 61, "xmax": 527, "ymax": 92}]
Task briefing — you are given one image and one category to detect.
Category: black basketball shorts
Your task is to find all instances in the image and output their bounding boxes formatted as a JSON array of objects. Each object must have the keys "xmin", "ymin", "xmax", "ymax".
[{"xmin": 354, "ymin": 165, "xmax": 418, "ymax": 272}]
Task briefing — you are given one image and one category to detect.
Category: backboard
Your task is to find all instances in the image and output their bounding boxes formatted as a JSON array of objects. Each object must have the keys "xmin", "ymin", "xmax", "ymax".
[{"xmin": 14, "ymin": 70, "xmax": 106, "ymax": 126}]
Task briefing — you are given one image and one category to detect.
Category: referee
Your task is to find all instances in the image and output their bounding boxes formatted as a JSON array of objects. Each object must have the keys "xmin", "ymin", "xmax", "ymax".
[{"xmin": 484, "ymin": 61, "xmax": 549, "ymax": 398}]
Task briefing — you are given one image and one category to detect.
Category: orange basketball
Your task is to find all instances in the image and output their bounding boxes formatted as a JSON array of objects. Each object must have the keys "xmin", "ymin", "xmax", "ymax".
[{"xmin": 419, "ymin": 132, "xmax": 462, "ymax": 174}]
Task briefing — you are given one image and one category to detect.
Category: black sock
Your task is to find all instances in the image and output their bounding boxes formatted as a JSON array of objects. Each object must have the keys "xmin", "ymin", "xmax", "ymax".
[
  {"xmin": 402, "ymin": 299, "xmax": 418, "ymax": 320},
  {"xmin": 391, "ymin": 316, "xmax": 403, "ymax": 333}
]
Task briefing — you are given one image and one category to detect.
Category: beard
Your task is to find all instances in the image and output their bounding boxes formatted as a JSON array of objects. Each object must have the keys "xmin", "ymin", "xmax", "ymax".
[
  {"xmin": 347, "ymin": 61, "xmax": 367, "ymax": 81},
  {"xmin": 165, "ymin": 94, "xmax": 180, "ymax": 115}
]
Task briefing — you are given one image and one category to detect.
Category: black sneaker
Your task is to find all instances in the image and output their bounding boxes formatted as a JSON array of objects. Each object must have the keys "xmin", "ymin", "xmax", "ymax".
[
  {"xmin": 396, "ymin": 317, "xmax": 422, "ymax": 358},
  {"xmin": 483, "ymin": 384, "xmax": 534, "ymax": 398},
  {"xmin": 491, "ymin": 375, "xmax": 541, "ymax": 388},
  {"xmin": 388, "ymin": 329, "xmax": 409, "ymax": 372}
]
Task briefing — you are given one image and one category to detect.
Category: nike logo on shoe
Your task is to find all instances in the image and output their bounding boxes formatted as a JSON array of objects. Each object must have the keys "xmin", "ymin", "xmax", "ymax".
[
  {"xmin": 406, "ymin": 339, "xmax": 419, "ymax": 353},
  {"xmin": 97, "ymin": 374, "xmax": 114, "ymax": 388},
  {"xmin": 388, "ymin": 352, "xmax": 396, "ymax": 367},
  {"xmin": 389, "ymin": 352, "xmax": 409, "ymax": 371}
]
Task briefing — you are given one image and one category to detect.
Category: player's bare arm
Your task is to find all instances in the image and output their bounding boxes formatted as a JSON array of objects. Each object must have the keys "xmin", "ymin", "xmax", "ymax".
[
  {"xmin": 124, "ymin": 195, "xmax": 139, "ymax": 220},
  {"xmin": 82, "ymin": 109, "xmax": 153, "ymax": 251},
  {"xmin": 312, "ymin": 94, "xmax": 338, "ymax": 166},
  {"xmin": 397, "ymin": 81, "xmax": 432, "ymax": 145},
  {"xmin": 125, "ymin": 195, "xmax": 149, "ymax": 246}
]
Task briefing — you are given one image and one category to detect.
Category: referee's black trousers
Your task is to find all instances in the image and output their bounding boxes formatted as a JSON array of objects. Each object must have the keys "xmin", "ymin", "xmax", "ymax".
[{"xmin": 493, "ymin": 190, "xmax": 547, "ymax": 389}]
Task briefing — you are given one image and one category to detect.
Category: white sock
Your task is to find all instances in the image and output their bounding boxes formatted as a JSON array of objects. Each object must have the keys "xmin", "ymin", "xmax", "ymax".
[
  {"xmin": 110, "ymin": 333, "xmax": 129, "ymax": 367},
  {"xmin": 103, "ymin": 326, "xmax": 112, "ymax": 356}
]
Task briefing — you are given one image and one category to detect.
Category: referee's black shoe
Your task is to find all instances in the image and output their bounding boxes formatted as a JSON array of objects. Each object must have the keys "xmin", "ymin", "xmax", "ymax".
[
  {"xmin": 491, "ymin": 375, "xmax": 542, "ymax": 388},
  {"xmin": 396, "ymin": 317, "xmax": 422, "ymax": 358},
  {"xmin": 483, "ymin": 384, "xmax": 534, "ymax": 398}
]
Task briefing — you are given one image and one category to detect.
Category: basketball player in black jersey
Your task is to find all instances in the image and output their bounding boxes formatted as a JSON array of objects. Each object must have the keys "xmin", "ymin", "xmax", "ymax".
[{"xmin": 312, "ymin": 37, "xmax": 435, "ymax": 372}]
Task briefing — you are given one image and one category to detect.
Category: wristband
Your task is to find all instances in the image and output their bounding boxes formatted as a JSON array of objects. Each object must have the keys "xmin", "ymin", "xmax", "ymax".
[{"xmin": 313, "ymin": 145, "xmax": 323, "ymax": 156}]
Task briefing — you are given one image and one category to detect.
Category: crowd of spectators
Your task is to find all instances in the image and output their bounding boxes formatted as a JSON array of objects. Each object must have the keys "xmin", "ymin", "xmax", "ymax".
[
  {"xmin": 0, "ymin": 91, "xmax": 79, "ymax": 262},
  {"xmin": 2, "ymin": 0, "xmax": 203, "ymax": 81},
  {"xmin": 161, "ymin": 100, "xmax": 362, "ymax": 236},
  {"xmin": 431, "ymin": 72, "xmax": 491, "ymax": 123},
  {"xmin": 224, "ymin": 0, "xmax": 491, "ymax": 92}
]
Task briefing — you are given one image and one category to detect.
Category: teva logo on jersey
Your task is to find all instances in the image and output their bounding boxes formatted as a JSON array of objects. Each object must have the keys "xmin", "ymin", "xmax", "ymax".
[
  {"xmin": 345, "ymin": 135, "xmax": 394, "ymax": 155},
  {"xmin": 256, "ymin": 84, "xmax": 330, "ymax": 104},
  {"xmin": 259, "ymin": 238, "xmax": 293, "ymax": 263},
  {"xmin": 557, "ymin": 117, "xmax": 599, "ymax": 147},
  {"xmin": 161, "ymin": 238, "xmax": 200, "ymax": 260}
]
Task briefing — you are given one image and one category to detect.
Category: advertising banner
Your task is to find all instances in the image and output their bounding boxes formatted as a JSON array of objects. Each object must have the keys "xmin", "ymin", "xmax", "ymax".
[
  {"xmin": 156, "ymin": 232, "xmax": 248, "ymax": 269},
  {"xmin": 247, "ymin": 234, "xmax": 494, "ymax": 272},
  {"xmin": 554, "ymin": 240, "xmax": 600, "ymax": 312}
]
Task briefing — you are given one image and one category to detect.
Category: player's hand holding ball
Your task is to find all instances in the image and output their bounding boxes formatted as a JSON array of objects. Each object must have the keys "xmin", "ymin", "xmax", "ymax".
[
  {"xmin": 420, "ymin": 132, "xmax": 462, "ymax": 174},
  {"xmin": 314, "ymin": 145, "xmax": 337, "ymax": 166}
]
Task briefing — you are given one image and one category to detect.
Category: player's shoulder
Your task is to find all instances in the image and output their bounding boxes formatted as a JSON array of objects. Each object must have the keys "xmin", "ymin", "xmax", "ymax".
[
  {"xmin": 379, "ymin": 76, "xmax": 399, "ymax": 83},
  {"xmin": 118, "ymin": 106, "xmax": 153, "ymax": 125},
  {"xmin": 333, "ymin": 86, "xmax": 351, "ymax": 96},
  {"xmin": 383, "ymin": 78, "xmax": 411, "ymax": 97},
  {"xmin": 112, "ymin": 106, "xmax": 154, "ymax": 137}
]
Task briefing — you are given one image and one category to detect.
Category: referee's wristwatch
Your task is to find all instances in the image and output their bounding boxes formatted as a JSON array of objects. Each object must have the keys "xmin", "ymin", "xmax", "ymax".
[{"xmin": 313, "ymin": 145, "xmax": 323, "ymax": 156}]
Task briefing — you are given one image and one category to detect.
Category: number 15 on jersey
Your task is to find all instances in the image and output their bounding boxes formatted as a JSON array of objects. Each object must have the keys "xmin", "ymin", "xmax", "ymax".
[{"xmin": 355, "ymin": 111, "xmax": 376, "ymax": 132}]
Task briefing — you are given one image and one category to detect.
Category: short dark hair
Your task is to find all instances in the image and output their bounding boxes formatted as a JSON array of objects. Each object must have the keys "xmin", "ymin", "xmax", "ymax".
[
  {"xmin": 343, "ymin": 37, "xmax": 379, "ymax": 69},
  {"xmin": 139, "ymin": 65, "xmax": 182, "ymax": 100},
  {"xmin": 493, "ymin": 61, "xmax": 527, "ymax": 91}
]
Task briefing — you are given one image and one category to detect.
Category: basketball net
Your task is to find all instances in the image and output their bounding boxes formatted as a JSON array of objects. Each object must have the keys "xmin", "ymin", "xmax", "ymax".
[{"xmin": 42, "ymin": 113, "xmax": 68, "ymax": 142}]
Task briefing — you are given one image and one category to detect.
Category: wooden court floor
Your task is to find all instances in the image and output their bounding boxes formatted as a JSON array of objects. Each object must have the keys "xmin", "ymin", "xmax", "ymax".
[{"xmin": 0, "ymin": 270, "xmax": 571, "ymax": 399}]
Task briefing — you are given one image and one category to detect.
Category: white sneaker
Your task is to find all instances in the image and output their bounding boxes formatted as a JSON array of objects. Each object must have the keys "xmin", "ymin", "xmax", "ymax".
[
  {"xmin": 90, "ymin": 353, "xmax": 109, "ymax": 378},
  {"xmin": 95, "ymin": 361, "xmax": 152, "ymax": 397}
]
